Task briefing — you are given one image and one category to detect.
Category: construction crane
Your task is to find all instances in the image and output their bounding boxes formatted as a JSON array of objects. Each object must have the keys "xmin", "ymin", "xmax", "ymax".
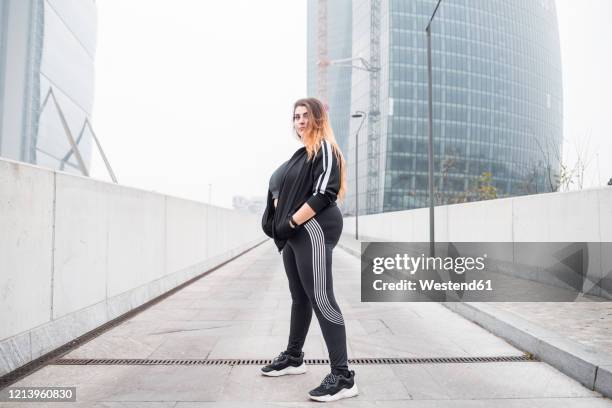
[{"xmin": 317, "ymin": 0, "xmax": 328, "ymax": 103}]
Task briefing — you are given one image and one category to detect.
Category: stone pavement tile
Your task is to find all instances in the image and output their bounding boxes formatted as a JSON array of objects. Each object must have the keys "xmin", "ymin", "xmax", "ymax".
[
  {"xmin": 6, "ymin": 365, "xmax": 141, "ymax": 403},
  {"xmin": 177, "ymin": 403, "xmax": 380, "ymax": 408},
  {"xmin": 445, "ymin": 301, "xmax": 612, "ymax": 398},
  {"xmin": 400, "ymin": 361, "xmax": 600, "ymax": 400},
  {"xmin": 407, "ymin": 302, "xmax": 480, "ymax": 317},
  {"xmin": 342, "ymin": 304, "xmax": 419, "ymax": 320},
  {"xmin": 241, "ymin": 320, "xmax": 276, "ymax": 336},
  {"xmin": 8, "ymin": 363, "xmax": 121, "ymax": 389},
  {"xmin": 147, "ymin": 334, "xmax": 219, "ymax": 359},
  {"xmin": 90, "ymin": 365, "xmax": 229, "ymax": 402},
  {"xmin": 215, "ymin": 364, "xmax": 319, "ymax": 402},
  {"xmin": 62, "ymin": 332, "xmax": 167, "ymax": 359},
  {"xmin": 379, "ymin": 313, "xmax": 506, "ymax": 340},
  {"xmin": 345, "ymin": 365, "xmax": 412, "ymax": 401},
  {"xmin": 491, "ymin": 302, "xmax": 612, "ymax": 356},
  {"xmin": 3, "ymin": 398, "xmax": 612, "ymax": 408},
  {"xmin": 176, "ymin": 403, "xmax": 306, "ymax": 408},
  {"xmin": 268, "ymin": 402, "xmax": 377, "ymax": 408},
  {"xmin": 0, "ymin": 403, "xmax": 177, "ymax": 408},
  {"xmin": 207, "ymin": 335, "xmax": 327, "ymax": 359},
  {"xmin": 348, "ymin": 334, "xmax": 473, "ymax": 358},
  {"xmin": 387, "ymin": 363, "xmax": 451, "ymax": 400},
  {"xmin": 359, "ymin": 399, "xmax": 612, "ymax": 407},
  {"xmin": 260, "ymin": 321, "xmax": 356, "ymax": 358},
  {"xmin": 358, "ymin": 319, "xmax": 395, "ymax": 336},
  {"xmin": 26, "ymin": 364, "xmax": 227, "ymax": 400},
  {"xmin": 268, "ymin": 318, "xmax": 321, "ymax": 337},
  {"xmin": 445, "ymin": 333, "xmax": 521, "ymax": 357},
  {"xmin": 191, "ymin": 308, "xmax": 247, "ymax": 321},
  {"xmin": 9, "ymin": 364, "xmax": 231, "ymax": 403},
  {"xmin": 125, "ymin": 308, "xmax": 201, "ymax": 323},
  {"xmin": 216, "ymin": 309, "xmax": 291, "ymax": 323},
  {"xmin": 193, "ymin": 289, "xmax": 253, "ymax": 301},
  {"xmin": 238, "ymin": 307, "xmax": 293, "ymax": 321},
  {"xmin": 102, "ymin": 319, "xmax": 253, "ymax": 338},
  {"xmin": 188, "ymin": 298, "xmax": 280, "ymax": 310},
  {"xmin": 211, "ymin": 364, "xmax": 410, "ymax": 403},
  {"xmin": 340, "ymin": 319, "xmax": 371, "ymax": 337},
  {"xmin": 267, "ymin": 317, "xmax": 367, "ymax": 338}
]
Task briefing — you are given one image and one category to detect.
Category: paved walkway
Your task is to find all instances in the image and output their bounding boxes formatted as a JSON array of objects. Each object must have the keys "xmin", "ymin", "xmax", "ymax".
[
  {"xmin": 491, "ymin": 302, "xmax": 612, "ymax": 355},
  {"xmin": 2, "ymin": 241, "xmax": 611, "ymax": 407}
]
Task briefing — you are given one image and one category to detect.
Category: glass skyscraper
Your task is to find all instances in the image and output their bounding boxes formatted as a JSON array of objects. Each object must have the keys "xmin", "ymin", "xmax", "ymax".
[
  {"xmin": 0, "ymin": 0, "xmax": 97, "ymax": 174},
  {"xmin": 308, "ymin": 0, "xmax": 563, "ymax": 215}
]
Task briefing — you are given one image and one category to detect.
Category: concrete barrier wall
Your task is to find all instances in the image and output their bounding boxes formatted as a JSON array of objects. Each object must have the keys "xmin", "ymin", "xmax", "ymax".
[
  {"xmin": 342, "ymin": 187, "xmax": 612, "ymax": 299},
  {"xmin": 0, "ymin": 158, "xmax": 265, "ymax": 375}
]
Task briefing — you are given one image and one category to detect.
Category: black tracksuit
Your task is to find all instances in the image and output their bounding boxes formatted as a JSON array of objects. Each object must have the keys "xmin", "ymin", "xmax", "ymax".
[{"xmin": 261, "ymin": 139, "xmax": 349, "ymax": 374}]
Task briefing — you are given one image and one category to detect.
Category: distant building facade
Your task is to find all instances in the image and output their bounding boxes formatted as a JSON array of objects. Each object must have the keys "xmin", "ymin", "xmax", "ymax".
[
  {"xmin": 233, "ymin": 195, "xmax": 265, "ymax": 215},
  {"xmin": 0, "ymin": 0, "xmax": 97, "ymax": 173},
  {"xmin": 308, "ymin": 0, "xmax": 563, "ymax": 215}
]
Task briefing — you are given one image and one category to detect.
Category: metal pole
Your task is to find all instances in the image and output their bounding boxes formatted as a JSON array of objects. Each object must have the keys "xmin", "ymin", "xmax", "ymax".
[
  {"xmin": 352, "ymin": 111, "xmax": 366, "ymax": 240},
  {"xmin": 356, "ymin": 131, "xmax": 359, "ymax": 240},
  {"xmin": 426, "ymin": 27, "xmax": 435, "ymax": 258},
  {"xmin": 84, "ymin": 119, "xmax": 118, "ymax": 183},
  {"xmin": 41, "ymin": 88, "xmax": 90, "ymax": 177},
  {"xmin": 426, "ymin": 0, "xmax": 442, "ymax": 258}
]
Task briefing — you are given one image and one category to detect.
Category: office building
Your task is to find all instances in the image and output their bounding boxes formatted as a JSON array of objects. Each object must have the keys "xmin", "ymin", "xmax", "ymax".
[
  {"xmin": 308, "ymin": 0, "xmax": 563, "ymax": 214},
  {"xmin": 0, "ymin": 0, "xmax": 97, "ymax": 174}
]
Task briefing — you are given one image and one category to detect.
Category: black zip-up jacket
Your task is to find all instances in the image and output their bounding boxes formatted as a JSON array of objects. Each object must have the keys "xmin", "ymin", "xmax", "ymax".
[{"xmin": 262, "ymin": 139, "xmax": 341, "ymax": 253}]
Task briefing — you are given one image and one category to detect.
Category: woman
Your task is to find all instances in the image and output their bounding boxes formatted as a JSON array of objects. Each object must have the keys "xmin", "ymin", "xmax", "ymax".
[{"xmin": 260, "ymin": 97, "xmax": 358, "ymax": 402}]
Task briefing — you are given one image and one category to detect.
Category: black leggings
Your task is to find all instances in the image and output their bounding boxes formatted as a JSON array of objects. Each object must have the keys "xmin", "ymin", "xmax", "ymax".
[{"xmin": 282, "ymin": 204, "xmax": 348, "ymax": 373}]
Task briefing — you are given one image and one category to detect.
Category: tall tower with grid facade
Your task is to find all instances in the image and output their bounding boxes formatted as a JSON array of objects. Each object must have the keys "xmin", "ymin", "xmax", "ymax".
[{"xmin": 308, "ymin": 0, "xmax": 563, "ymax": 215}]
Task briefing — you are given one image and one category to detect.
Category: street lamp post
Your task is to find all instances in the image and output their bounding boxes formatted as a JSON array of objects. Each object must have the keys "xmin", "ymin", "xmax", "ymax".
[
  {"xmin": 426, "ymin": 0, "xmax": 443, "ymax": 258},
  {"xmin": 351, "ymin": 111, "xmax": 367, "ymax": 240}
]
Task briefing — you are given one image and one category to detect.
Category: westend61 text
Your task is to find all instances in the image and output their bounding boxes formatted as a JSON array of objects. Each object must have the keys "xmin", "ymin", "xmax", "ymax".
[{"xmin": 373, "ymin": 279, "xmax": 493, "ymax": 292}]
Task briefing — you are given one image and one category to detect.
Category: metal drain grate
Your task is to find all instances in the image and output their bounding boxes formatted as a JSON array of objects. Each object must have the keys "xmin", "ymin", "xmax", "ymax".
[{"xmin": 53, "ymin": 355, "xmax": 534, "ymax": 366}]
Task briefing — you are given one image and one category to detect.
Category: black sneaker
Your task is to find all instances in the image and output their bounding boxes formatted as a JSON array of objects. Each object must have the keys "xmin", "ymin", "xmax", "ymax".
[
  {"xmin": 260, "ymin": 351, "xmax": 307, "ymax": 377},
  {"xmin": 308, "ymin": 370, "xmax": 359, "ymax": 402}
]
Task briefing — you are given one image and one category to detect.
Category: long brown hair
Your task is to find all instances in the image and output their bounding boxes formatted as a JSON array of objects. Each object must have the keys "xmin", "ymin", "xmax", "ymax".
[{"xmin": 293, "ymin": 97, "xmax": 347, "ymax": 201}]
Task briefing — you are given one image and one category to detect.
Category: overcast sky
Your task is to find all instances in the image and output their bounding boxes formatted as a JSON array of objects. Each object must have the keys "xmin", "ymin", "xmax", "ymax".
[{"xmin": 91, "ymin": 0, "xmax": 612, "ymax": 208}]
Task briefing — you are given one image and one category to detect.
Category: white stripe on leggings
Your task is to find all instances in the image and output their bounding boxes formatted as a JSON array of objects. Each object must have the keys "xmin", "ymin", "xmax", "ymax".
[
  {"xmin": 308, "ymin": 219, "xmax": 344, "ymax": 323},
  {"xmin": 304, "ymin": 219, "xmax": 344, "ymax": 325},
  {"xmin": 304, "ymin": 223, "xmax": 344, "ymax": 326}
]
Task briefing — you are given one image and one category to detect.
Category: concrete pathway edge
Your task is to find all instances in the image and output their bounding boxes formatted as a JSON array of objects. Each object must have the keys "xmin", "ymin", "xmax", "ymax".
[
  {"xmin": 336, "ymin": 240, "xmax": 612, "ymax": 399},
  {"xmin": 442, "ymin": 302, "xmax": 612, "ymax": 399}
]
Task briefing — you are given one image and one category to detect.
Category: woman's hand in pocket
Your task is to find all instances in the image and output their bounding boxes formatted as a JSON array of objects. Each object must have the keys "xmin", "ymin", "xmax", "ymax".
[{"xmin": 275, "ymin": 214, "xmax": 301, "ymax": 240}]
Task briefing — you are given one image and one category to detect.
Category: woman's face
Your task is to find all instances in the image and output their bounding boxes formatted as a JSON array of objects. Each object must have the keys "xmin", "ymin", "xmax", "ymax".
[{"xmin": 293, "ymin": 105, "xmax": 309, "ymax": 139}]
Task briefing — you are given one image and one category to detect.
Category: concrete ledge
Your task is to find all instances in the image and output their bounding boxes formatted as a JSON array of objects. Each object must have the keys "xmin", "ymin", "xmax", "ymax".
[
  {"xmin": 442, "ymin": 302, "xmax": 612, "ymax": 398},
  {"xmin": 597, "ymin": 365, "xmax": 612, "ymax": 398},
  {"xmin": 337, "ymin": 237, "xmax": 612, "ymax": 399}
]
